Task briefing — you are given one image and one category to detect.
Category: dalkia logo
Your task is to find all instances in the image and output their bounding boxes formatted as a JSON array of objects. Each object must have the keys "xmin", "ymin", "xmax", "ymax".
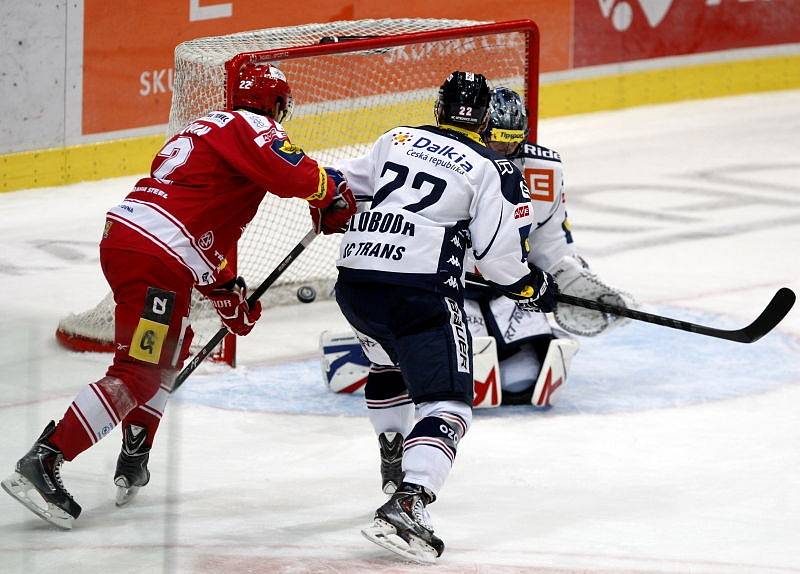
[
  {"xmin": 392, "ymin": 131, "xmax": 413, "ymax": 145},
  {"xmin": 598, "ymin": 0, "xmax": 674, "ymax": 31}
]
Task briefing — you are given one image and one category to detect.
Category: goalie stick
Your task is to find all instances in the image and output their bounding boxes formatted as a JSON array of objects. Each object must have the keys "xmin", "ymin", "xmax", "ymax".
[
  {"xmin": 171, "ymin": 229, "xmax": 318, "ymax": 393},
  {"xmin": 464, "ymin": 272, "xmax": 795, "ymax": 344}
]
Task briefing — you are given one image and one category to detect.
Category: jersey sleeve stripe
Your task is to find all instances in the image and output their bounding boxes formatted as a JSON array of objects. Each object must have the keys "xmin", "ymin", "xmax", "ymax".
[
  {"xmin": 124, "ymin": 198, "xmax": 217, "ymax": 270},
  {"xmin": 472, "ymin": 207, "xmax": 503, "ymax": 261},
  {"xmin": 106, "ymin": 201, "xmax": 217, "ymax": 284}
]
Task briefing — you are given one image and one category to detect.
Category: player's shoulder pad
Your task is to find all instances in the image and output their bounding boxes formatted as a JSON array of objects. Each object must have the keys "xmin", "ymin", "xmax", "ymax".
[
  {"xmin": 195, "ymin": 110, "xmax": 235, "ymax": 129},
  {"xmin": 490, "ymin": 150, "xmax": 529, "ymax": 205},
  {"xmin": 425, "ymin": 127, "xmax": 529, "ymax": 205},
  {"xmin": 177, "ymin": 110, "xmax": 236, "ymax": 137},
  {"xmin": 516, "ymin": 141, "xmax": 562, "ymax": 163},
  {"xmin": 232, "ymin": 109, "xmax": 287, "ymax": 137},
  {"xmin": 414, "ymin": 124, "xmax": 491, "ymax": 156},
  {"xmin": 383, "ymin": 125, "xmax": 415, "ymax": 136}
]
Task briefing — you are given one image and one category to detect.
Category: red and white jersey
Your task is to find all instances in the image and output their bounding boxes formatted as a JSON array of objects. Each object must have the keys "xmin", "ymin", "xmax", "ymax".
[{"xmin": 102, "ymin": 109, "xmax": 329, "ymax": 286}]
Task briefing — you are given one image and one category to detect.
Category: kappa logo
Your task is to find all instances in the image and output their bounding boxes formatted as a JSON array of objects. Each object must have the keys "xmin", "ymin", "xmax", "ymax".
[{"xmin": 444, "ymin": 276, "xmax": 459, "ymax": 289}]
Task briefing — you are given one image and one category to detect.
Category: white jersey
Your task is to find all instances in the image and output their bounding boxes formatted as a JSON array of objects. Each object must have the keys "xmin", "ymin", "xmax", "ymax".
[
  {"xmin": 513, "ymin": 142, "xmax": 577, "ymax": 272},
  {"xmin": 334, "ymin": 124, "xmax": 534, "ymax": 297}
]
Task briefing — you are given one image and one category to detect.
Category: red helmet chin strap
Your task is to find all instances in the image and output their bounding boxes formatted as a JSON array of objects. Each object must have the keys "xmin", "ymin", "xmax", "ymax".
[{"xmin": 273, "ymin": 99, "xmax": 290, "ymax": 124}]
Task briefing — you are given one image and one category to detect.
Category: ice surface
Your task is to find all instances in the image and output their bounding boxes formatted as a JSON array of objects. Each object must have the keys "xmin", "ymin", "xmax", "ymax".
[{"xmin": 1, "ymin": 90, "xmax": 799, "ymax": 573}]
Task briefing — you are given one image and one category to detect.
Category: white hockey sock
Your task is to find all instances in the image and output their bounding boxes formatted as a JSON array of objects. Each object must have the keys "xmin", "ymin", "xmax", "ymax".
[{"xmin": 402, "ymin": 400, "xmax": 472, "ymax": 495}]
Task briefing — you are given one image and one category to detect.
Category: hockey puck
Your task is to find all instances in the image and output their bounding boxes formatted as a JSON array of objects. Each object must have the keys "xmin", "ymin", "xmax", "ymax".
[{"xmin": 296, "ymin": 285, "xmax": 317, "ymax": 303}]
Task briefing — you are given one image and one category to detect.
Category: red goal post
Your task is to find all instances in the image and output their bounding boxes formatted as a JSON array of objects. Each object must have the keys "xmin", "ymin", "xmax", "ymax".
[{"xmin": 55, "ymin": 18, "xmax": 540, "ymax": 366}]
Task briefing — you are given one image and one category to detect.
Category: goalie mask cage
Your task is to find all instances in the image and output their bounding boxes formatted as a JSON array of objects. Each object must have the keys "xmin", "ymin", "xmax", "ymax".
[{"xmin": 55, "ymin": 18, "xmax": 540, "ymax": 365}]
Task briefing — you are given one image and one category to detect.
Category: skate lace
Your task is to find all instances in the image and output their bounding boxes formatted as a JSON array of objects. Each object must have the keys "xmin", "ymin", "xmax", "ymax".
[
  {"xmin": 52, "ymin": 454, "xmax": 73, "ymax": 498},
  {"xmin": 410, "ymin": 498, "xmax": 434, "ymax": 532}
]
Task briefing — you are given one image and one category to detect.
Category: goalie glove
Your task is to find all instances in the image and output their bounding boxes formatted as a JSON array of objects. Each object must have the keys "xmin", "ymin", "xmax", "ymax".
[
  {"xmin": 199, "ymin": 277, "xmax": 262, "ymax": 336},
  {"xmin": 549, "ymin": 255, "xmax": 636, "ymax": 336},
  {"xmin": 310, "ymin": 167, "xmax": 357, "ymax": 235},
  {"xmin": 514, "ymin": 266, "xmax": 558, "ymax": 313}
]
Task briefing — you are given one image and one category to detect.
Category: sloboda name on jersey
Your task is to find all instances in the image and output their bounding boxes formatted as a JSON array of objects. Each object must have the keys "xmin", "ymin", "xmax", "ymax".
[
  {"xmin": 346, "ymin": 211, "xmax": 416, "ymax": 236},
  {"xmin": 341, "ymin": 211, "xmax": 416, "ymax": 262}
]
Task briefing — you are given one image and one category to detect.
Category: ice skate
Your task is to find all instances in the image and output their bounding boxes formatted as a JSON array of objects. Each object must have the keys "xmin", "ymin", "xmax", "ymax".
[
  {"xmin": 114, "ymin": 424, "xmax": 150, "ymax": 507},
  {"xmin": 1, "ymin": 421, "xmax": 82, "ymax": 530},
  {"xmin": 378, "ymin": 432, "xmax": 404, "ymax": 494},
  {"xmin": 362, "ymin": 482, "xmax": 444, "ymax": 564}
]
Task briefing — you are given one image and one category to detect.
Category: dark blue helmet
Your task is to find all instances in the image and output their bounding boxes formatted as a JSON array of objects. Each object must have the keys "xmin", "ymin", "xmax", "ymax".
[
  {"xmin": 483, "ymin": 87, "xmax": 529, "ymax": 152},
  {"xmin": 434, "ymin": 71, "xmax": 491, "ymax": 129}
]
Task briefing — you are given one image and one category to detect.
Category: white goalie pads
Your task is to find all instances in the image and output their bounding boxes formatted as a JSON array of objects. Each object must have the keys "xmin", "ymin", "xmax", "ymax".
[
  {"xmin": 530, "ymin": 337, "xmax": 579, "ymax": 407},
  {"xmin": 319, "ymin": 331, "xmax": 370, "ymax": 393},
  {"xmin": 549, "ymin": 255, "xmax": 637, "ymax": 337},
  {"xmin": 470, "ymin": 337, "xmax": 502, "ymax": 409},
  {"xmin": 320, "ymin": 332, "xmax": 502, "ymax": 408}
]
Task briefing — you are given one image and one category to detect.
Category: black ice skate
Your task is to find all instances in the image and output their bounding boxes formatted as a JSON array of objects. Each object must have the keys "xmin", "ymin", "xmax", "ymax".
[
  {"xmin": 1, "ymin": 421, "xmax": 82, "ymax": 530},
  {"xmin": 361, "ymin": 482, "xmax": 444, "ymax": 564},
  {"xmin": 114, "ymin": 424, "xmax": 150, "ymax": 507},
  {"xmin": 378, "ymin": 432, "xmax": 404, "ymax": 494}
]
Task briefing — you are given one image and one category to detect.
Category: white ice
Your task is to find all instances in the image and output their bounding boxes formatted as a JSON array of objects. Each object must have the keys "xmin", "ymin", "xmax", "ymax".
[{"xmin": 1, "ymin": 90, "xmax": 799, "ymax": 574}]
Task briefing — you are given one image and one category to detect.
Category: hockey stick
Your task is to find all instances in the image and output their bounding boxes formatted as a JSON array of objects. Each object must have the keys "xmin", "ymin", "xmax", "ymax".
[
  {"xmin": 172, "ymin": 229, "xmax": 318, "ymax": 393},
  {"xmin": 464, "ymin": 272, "xmax": 795, "ymax": 344}
]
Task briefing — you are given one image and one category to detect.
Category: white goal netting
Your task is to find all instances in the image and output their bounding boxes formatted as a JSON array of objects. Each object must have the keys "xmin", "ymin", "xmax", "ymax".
[{"xmin": 56, "ymin": 18, "xmax": 538, "ymax": 360}]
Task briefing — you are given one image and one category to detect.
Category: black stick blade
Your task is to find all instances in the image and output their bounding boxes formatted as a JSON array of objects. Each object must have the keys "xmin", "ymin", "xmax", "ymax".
[
  {"xmin": 463, "ymin": 273, "xmax": 794, "ymax": 344},
  {"xmin": 734, "ymin": 287, "xmax": 796, "ymax": 343}
]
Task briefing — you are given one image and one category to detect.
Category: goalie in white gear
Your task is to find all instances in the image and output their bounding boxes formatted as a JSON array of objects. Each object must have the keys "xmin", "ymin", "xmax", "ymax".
[{"xmin": 467, "ymin": 86, "xmax": 636, "ymax": 405}]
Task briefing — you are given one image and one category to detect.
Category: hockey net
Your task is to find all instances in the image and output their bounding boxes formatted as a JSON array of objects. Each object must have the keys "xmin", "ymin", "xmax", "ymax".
[{"xmin": 56, "ymin": 18, "xmax": 539, "ymax": 363}]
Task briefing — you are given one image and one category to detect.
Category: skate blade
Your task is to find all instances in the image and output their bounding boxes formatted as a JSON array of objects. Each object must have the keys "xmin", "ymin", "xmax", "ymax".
[
  {"xmin": 114, "ymin": 477, "xmax": 140, "ymax": 507},
  {"xmin": 361, "ymin": 518, "xmax": 437, "ymax": 565},
  {"xmin": 1, "ymin": 472, "xmax": 74, "ymax": 530}
]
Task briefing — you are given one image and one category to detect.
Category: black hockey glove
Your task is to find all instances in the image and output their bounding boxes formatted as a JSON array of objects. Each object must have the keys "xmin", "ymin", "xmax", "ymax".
[{"xmin": 516, "ymin": 266, "xmax": 558, "ymax": 313}]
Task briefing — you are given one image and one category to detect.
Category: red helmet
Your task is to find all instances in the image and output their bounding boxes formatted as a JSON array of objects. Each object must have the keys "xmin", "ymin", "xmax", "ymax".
[{"xmin": 231, "ymin": 62, "xmax": 293, "ymax": 123}]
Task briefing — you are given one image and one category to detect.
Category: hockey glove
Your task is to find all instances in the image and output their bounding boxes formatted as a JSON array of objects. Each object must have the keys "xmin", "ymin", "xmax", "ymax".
[
  {"xmin": 203, "ymin": 277, "xmax": 262, "ymax": 336},
  {"xmin": 310, "ymin": 167, "xmax": 357, "ymax": 235},
  {"xmin": 516, "ymin": 267, "xmax": 559, "ymax": 313}
]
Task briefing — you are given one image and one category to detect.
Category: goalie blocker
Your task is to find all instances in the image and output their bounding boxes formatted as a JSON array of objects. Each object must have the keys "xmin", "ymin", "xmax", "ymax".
[{"xmin": 320, "ymin": 331, "xmax": 577, "ymax": 408}]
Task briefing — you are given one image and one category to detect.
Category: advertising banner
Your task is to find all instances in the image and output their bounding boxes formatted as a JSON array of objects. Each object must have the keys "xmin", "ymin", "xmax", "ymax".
[
  {"xmin": 82, "ymin": 0, "xmax": 571, "ymax": 135},
  {"xmin": 574, "ymin": 0, "xmax": 800, "ymax": 67}
]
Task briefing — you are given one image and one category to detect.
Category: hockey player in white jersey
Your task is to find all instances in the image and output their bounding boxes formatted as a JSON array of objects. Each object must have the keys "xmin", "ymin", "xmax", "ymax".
[
  {"xmin": 333, "ymin": 71, "xmax": 558, "ymax": 563},
  {"xmin": 468, "ymin": 86, "xmax": 635, "ymax": 405}
]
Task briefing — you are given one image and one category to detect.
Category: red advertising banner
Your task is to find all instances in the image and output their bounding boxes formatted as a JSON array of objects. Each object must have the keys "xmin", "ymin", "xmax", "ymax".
[
  {"xmin": 82, "ymin": 0, "xmax": 571, "ymax": 135},
  {"xmin": 574, "ymin": 0, "xmax": 800, "ymax": 67}
]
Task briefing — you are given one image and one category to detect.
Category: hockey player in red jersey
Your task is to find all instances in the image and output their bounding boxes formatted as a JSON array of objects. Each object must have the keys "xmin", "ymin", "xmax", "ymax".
[{"xmin": 1, "ymin": 62, "xmax": 356, "ymax": 529}]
